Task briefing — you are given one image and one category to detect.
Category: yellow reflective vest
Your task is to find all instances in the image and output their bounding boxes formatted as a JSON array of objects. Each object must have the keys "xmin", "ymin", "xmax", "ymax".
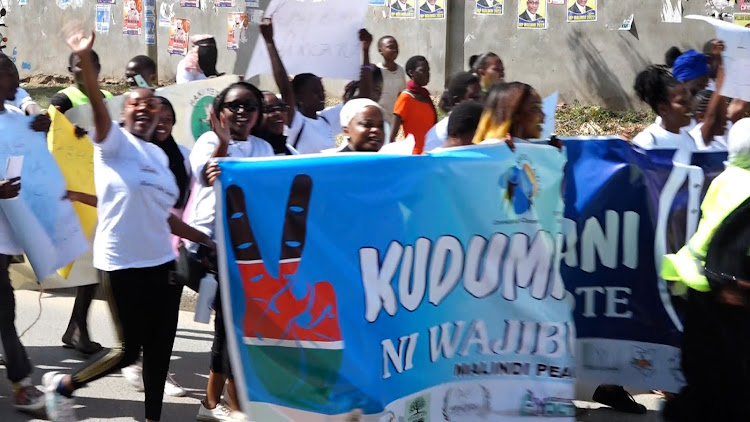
[
  {"xmin": 58, "ymin": 86, "xmax": 113, "ymax": 108},
  {"xmin": 662, "ymin": 166, "xmax": 750, "ymax": 293}
]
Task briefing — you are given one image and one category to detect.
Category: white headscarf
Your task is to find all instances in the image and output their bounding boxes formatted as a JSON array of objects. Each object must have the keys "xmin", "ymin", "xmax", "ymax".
[
  {"xmin": 728, "ymin": 118, "xmax": 750, "ymax": 169},
  {"xmin": 339, "ymin": 99, "xmax": 385, "ymax": 129}
]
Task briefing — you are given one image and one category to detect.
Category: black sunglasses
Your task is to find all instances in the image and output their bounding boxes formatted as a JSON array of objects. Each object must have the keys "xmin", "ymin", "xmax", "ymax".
[{"xmin": 224, "ymin": 100, "xmax": 259, "ymax": 113}]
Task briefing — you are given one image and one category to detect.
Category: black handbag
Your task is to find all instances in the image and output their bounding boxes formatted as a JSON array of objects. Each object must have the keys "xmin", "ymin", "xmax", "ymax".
[{"xmin": 174, "ymin": 241, "xmax": 216, "ymax": 293}]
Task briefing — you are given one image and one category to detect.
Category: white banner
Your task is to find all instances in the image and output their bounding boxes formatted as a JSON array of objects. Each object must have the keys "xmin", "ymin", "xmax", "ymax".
[{"xmin": 245, "ymin": 0, "xmax": 369, "ymax": 81}]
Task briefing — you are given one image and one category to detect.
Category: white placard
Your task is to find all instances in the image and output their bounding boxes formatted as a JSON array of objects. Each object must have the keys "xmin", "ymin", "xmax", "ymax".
[
  {"xmin": 687, "ymin": 15, "xmax": 750, "ymax": 102},
  {"xmin": 245, "ymin": 0, "xmax": 369, "ymax": 81}
]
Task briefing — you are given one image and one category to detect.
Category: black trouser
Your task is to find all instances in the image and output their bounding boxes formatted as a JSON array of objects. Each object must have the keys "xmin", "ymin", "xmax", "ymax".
[
  {"xmin": 71, "ymin": 262, "xmax": 182, "ymax": 421},
  {"xmin": 210, "ymin": 289, "xmax": 233, "ymax": 380},
  {"xmin": 0, "ymin": 254, "xmax": 32, "ymax": 383},
  {"xmin": 663, "ymin": 289, "xmax": 750, "ymax": 421}
]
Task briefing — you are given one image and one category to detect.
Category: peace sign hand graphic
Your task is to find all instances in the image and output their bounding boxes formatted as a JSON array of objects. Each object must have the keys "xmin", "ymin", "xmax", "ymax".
[{"xmin": 225, "ymin": 174, "xmax": 343, "ymax": 409}]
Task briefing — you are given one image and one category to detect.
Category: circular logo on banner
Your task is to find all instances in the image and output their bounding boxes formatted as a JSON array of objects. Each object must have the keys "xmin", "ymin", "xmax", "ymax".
[{"xmin": 188, "ymin": 88, "xmax": 219, "ymax": 144}]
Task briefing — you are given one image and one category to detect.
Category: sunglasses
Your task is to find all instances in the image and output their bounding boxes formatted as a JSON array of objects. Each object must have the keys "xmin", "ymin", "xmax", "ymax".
[
  {"xmin": 264, "ymin": 103, "xmax": 289, "ymax": 114},
  {"xmin": 224, "ymin": 100, "xmax": 259, "ymax": 113},
  {"xmin": 126, "ymin": 97, "xmax": 161, "ymax": 112}
]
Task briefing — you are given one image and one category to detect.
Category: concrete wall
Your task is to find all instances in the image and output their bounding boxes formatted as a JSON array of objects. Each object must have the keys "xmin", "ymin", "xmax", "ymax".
[{"xmin": 5, "ymin": 0, "xmax": 717, "ymax": 108}]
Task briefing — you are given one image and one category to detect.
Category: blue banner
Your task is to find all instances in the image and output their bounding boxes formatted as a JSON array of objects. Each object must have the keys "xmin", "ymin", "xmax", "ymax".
[
  {"xmin": 217, "ymin": 144, "xmax": 576, "ymax": 421},
  {"xmin": 560, "ymin": 138, "xmax": 726, "ymax": 392}
]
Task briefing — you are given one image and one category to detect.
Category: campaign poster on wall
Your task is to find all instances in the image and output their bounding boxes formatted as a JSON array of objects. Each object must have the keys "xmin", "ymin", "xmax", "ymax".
[
  {"xmin": 418, "ymin": 0, "xmax": 445, "ymax": 19},
  {"xmin": 567, "ymin": 0, "xmax": 596, "ymax": 22},
  {"xmin": 518, "ymin": 0, "xmax": 547, "ymax": 29}
]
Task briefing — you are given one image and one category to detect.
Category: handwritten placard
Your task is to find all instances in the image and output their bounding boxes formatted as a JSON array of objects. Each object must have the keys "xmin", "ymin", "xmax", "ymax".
[{"xmin": 245, "ymin": 0, "xmax": 369, "ymax": 81}]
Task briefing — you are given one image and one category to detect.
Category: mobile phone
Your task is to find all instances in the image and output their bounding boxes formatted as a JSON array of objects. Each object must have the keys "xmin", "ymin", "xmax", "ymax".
[
  {"xmin": 133, "ymin": 74, "xmax": 150, "ymax": 89},
  {"xmin": 6, "ymin": 156, "xmax": 22, "ymax": 180}
]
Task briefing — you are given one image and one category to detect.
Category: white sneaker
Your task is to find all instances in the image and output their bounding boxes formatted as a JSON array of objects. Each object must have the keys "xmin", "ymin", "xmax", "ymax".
[
  {"xmin": 164, "ymin": 373, "xmax": 186, "ymax": 397},
  {"xmin": 121, "ymin": 364, "xmax": 144, "ymax": 392},
  {"xmin": 42, "ymin": 372, "xmax": 77, "ymax": 422},
  {"xmin": 197, "ymin": 402, "xmax": 236, "ymax": 421}
]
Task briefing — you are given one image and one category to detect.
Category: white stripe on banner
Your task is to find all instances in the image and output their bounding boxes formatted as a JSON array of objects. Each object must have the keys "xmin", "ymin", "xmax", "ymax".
[{"xmin": 244, "ymin": 337, "xmax": 344, "ymax": 350}]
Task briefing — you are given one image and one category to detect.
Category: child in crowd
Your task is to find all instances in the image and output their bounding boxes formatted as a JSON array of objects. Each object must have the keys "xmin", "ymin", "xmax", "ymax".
[
  {"xmin": 390, "ymin": 55, "xmax": 437, "ymax": 155},
  {"xmin": 126, "ymin": 55, "xmax": 158, "ymax": 89},
  {"xmin": 377, "ymin": 35, "xmax": 406, "ymax": 124},
  {"xmin": 443, "ymin": 101, "xmax": 484, "ymax": 149},
  {"xmin": 424, "ymin": 71, "xmax": 482, "ymax": 152}
]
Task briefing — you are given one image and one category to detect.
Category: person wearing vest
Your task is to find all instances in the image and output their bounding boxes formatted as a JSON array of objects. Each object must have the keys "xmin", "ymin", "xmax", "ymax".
[
  {"xmin": 49, "ymin": 50, "xmax": 113, "ymax": 114},
  {"xmin": 49, "ymin": 49, "xmax": 113, "ymax": 356},
  {"xmin": 661, "ymin": 118, "xmax": 750, "ymax": 421}
]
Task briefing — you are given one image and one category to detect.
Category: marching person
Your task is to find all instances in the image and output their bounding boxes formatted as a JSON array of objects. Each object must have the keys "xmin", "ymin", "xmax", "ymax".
[{"xmin": 44, "ymin": 28, "xmax": 212, "ymax": 422}]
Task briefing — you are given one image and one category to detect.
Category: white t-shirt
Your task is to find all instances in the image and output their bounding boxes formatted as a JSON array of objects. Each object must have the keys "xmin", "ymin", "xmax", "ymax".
[
  {"xmin": 93, "ymin": 123, "xmax": 179, "ymax": 271},
  {"xmin": 0, "ymin": 106, "xmax": 26, "ymax": 255},
  {"xmin": 186, "ymin": 132, "xmax": 275, "ymax": 250},
  {"xmin": 424, "ymin": 115, "xmax": 449, "ymax": 152},
  {"xmin": 688, "ymin": 122, "xmax": 729, "ymax": 152},
  {"xmin": 654, "ymin": 116, "xmax": 697, "ymax": 133},
  {"xmin": 5, "ymin": 88, "xmax": 35, "ymax": 114},
  {"xmin": 632, "ymin": 123, "xmax": 697, "ymax": 165},
  {"xmin": 176, "ymin": 58, "xmax": 207, "ymax": 84},
  {"xmin": 377, "ymin": 63, "xmax": 406, "ymax": 123},
  {"xmin": 286, "ymin": 109, "xmax": 337, "ymax": 154}
]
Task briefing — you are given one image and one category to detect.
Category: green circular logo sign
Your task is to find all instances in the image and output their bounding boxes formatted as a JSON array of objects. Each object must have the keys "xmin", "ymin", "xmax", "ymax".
[{"xmin": 190, "ymin": 95, "xmax": 216, "ymax": 142}]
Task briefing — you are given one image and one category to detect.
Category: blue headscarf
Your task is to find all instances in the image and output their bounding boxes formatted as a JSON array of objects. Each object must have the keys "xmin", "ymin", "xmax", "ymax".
[{"xmin": 672, "ymin": 50, "xmax": 710, "ymax": 82}]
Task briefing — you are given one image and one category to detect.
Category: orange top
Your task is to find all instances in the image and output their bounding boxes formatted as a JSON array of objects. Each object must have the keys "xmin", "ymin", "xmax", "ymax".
[{"xmin": 393, "ymin": 92, "xmax": 436, "ymax": 154}]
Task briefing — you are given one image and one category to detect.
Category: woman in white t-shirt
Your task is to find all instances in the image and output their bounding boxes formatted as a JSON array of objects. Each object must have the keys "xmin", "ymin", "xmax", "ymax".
[
  {"xmin": 45, "ymin": 29, "xmax": 213, "ymax": 422},
  {"xmin": 186, "ymin": 81, "xmax": 272, "ymax": 422},
  {"xmin": 631, "ymin": 66, "xmax": 697, "ymax": 164}
]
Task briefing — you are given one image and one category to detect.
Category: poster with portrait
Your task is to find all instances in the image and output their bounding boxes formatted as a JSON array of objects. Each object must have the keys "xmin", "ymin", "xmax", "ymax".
[
  {"xmin": 168, "ymin": 17, "xmax": 190, "ymax": 56},
  {"xmin": 389, "ymin": 0, "xmax": 415, "ymax": 18},
  {"xmin": 518, "ymin": 0, "xmax": 546, "ymax": 29},
  {"xmin": 123, "ymin": 0, "xmax": 143, "ymax": 35},
  {"xmin": 227, "ymin": 12, "xmax": 248, "ymax": 50},
  {"xmin": 735, "ymin": 13, "xmax": 750, "ymax": 28},
  {"xmin": 475, "ymin": 0, "xmax": 502, "ymax": 15},
  {"xmin": 567, "ymin": 0, "xmax": 596, "ymax": 22},
  {"xmin": 418, "ymin": 0, "xmax": 445, "ymax": 19},
  {"xmin": 740, "ymin": 0, "xmax": 750, "ymax": 12}
]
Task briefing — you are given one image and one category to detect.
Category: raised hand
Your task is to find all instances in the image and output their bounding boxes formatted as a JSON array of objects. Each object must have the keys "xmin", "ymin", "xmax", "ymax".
[
  {"xmin": 204, "ymin": 161, "xmax": 221, "ymax": 187},
  {"xmin": 63, "ymin": 25, "xmax": 95, "ymax": 55},
  {"xmin": 359, "ymin": 28, "xmax": 372, "ymax": 51},
  {"xmin": 260, "ymin": 17, "xmax": 273, "ymax": 42},
  {"xmin": 225, "ymin": 174, "xmax": 342, "ymax": 407},
  {"xmin": 209, "ymin": 108, "xmax": 231, "ymax": 145}
]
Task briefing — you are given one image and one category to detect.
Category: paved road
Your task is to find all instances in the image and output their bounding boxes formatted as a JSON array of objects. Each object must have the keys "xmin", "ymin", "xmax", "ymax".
[{"xmin": 0, "ymin": 290, "xmax": 666, "ymax": 422}]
